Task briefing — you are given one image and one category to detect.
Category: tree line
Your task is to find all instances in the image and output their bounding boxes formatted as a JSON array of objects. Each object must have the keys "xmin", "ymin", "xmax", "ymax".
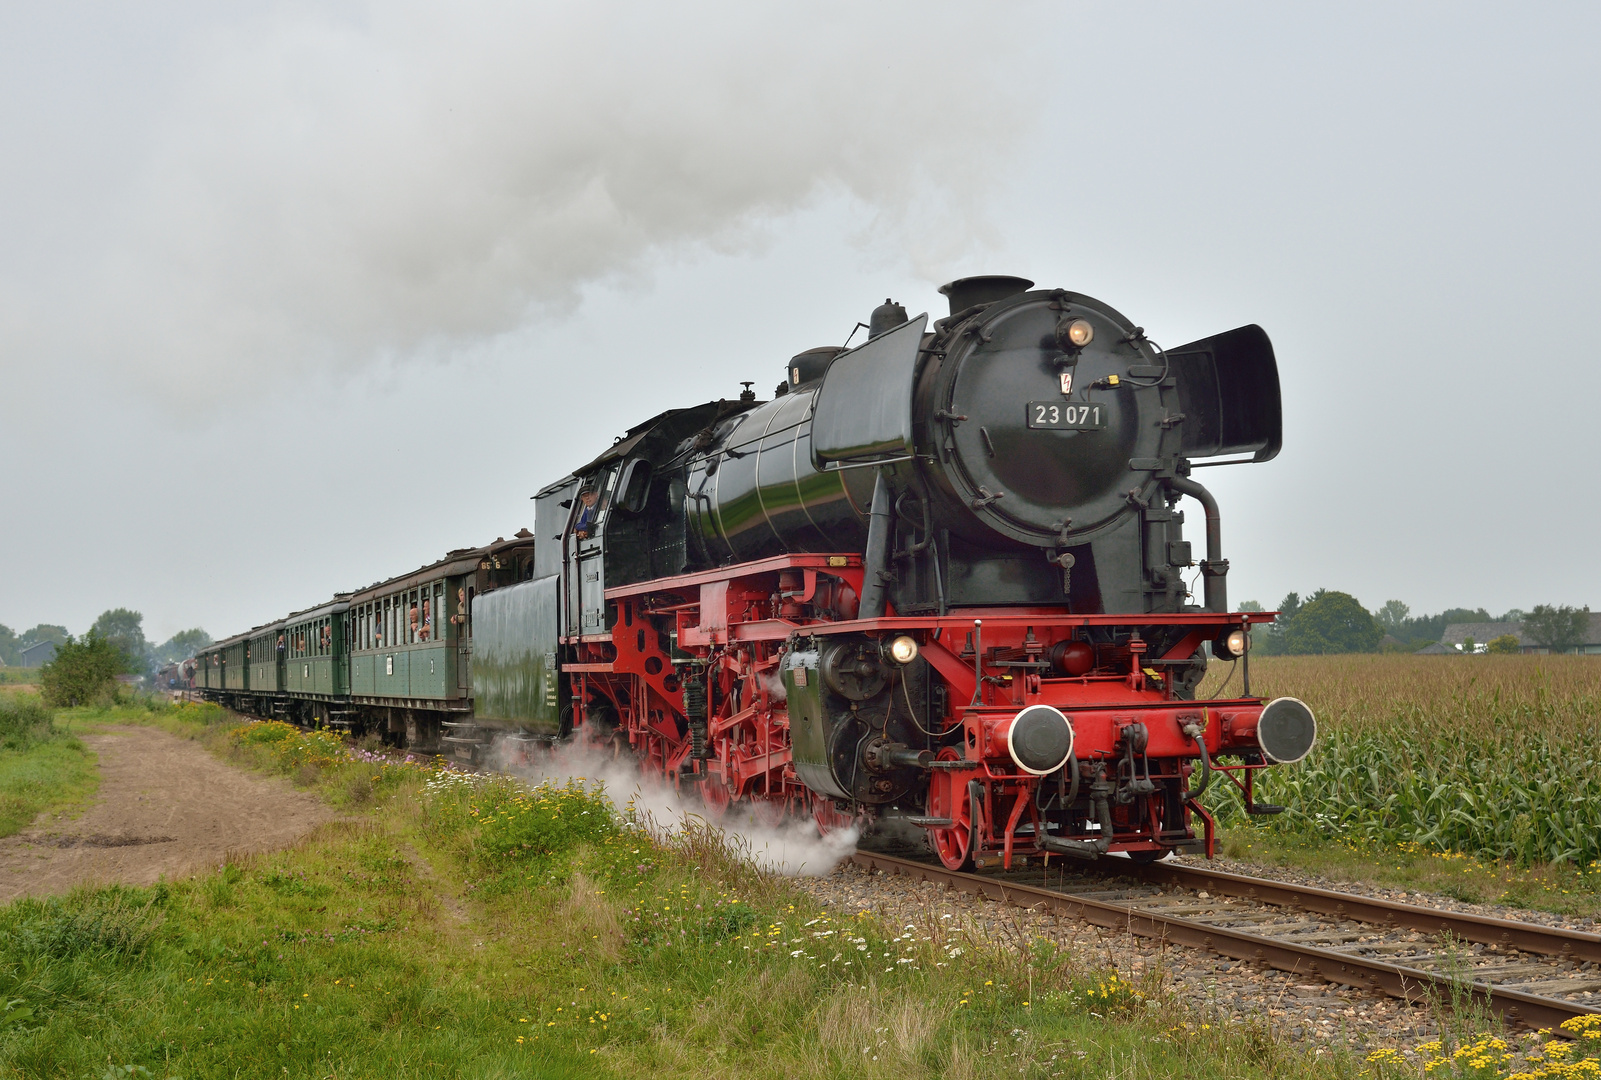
[
  {"xmin": 1240, "ymin": 593, "xmax": 1593, "ymax": 655},
  {"xmin": 0, "ymin": 610, "xmax": 210, "ymax": 674}
]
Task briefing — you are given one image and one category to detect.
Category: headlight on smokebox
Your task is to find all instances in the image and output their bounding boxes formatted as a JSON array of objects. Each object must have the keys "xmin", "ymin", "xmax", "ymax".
[
  {"xmin": 883, "ymin": 635, "xmax": 919, "ymax": 665},
  {"xmin": 1214, "ymin": 628, "xmax": 1250, "ymax": 659},
  {"xmin": 1006, "ymin": 704, "xmax": 1074, "ymax": 776}
]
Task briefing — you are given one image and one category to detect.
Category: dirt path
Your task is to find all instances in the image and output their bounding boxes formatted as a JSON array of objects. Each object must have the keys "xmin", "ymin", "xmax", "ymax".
[{"xmin": 0, "ymin": 725, "xmax": 340, "ymax": 902}]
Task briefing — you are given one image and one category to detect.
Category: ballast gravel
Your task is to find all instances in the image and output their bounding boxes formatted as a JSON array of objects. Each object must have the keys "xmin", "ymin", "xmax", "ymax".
[{"xmin": 798, "ymin": 860, "xmax": 1450, "ymax": 1049}]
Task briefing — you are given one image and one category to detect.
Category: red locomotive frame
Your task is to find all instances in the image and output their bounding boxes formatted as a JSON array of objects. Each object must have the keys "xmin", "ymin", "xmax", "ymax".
[{"xmin": 564, "ymin": 551, "xmax": 1279, "ymax": 871}]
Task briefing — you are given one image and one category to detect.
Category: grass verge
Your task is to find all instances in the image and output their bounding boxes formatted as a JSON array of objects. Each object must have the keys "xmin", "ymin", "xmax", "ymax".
[
  {"xmin": 0, "ymin": 692, "xmax": 97, "ymax": 838},
  {"xmin": 1217, "ymin": 830, "xmax": 1601, "ymax": 920},
  {"xmin": 0, "ymin": 704, "xmax": 1385, "ymax": 1080}
]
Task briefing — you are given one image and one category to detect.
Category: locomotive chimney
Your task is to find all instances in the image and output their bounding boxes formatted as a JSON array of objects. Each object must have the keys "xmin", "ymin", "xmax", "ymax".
[
  {"xmin": 938, "ymin": 275, "xmax": 1034, "ymax": 316},
  {"xmin": 868, "ymin": 298, "xmax": 908, "ymax": 338}
]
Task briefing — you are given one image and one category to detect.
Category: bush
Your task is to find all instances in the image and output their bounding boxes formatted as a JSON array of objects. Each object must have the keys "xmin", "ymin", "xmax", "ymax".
[
  {"xmin": 0, "ymin": 695, "xmax": 55, "ymax": 750},
  {"xmin": 38, "ymin": 633, "xmax": 128, "ymax": 707},
  {"xmin": 1486, "ymin": 634, "xmax": 1521, "ymax": 655}
]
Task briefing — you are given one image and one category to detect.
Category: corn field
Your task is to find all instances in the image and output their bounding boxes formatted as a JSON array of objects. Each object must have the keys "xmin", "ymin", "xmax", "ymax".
[{"xmin": 1199, "ymin": 655, "xmax": 1601, "ymax": 869}]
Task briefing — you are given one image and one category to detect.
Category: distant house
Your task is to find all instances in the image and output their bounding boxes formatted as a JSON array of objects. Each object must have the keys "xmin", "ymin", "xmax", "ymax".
[
  {"xmin": 1440, "ymin": 615, "xmax": 1601, "ymax": 655},
  {"xmin": 19, "ymin": 639, "xmax": 57, "ymax": 666},
  {"xmin": 1415, "ymin": 642, "xmax": 1456, "ymax": 655},
  {"xmin": 1439, "ymin": 622, "xmax": 1522, "ymax": 654}
]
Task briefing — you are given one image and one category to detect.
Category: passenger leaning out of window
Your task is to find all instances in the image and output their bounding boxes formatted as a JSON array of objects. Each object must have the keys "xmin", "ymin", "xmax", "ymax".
[{"xmin": 420, "ymin": 599, "xmax": 432, "ymax": 641}]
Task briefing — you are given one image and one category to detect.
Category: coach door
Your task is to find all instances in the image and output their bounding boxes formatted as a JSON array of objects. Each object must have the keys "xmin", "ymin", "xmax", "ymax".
[{"xmin": 564, "ymin": 467, "xmax": 616, "ymax": 638}]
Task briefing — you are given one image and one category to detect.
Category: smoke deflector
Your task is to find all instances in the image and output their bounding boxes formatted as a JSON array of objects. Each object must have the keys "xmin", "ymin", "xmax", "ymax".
[{"xmin": 809, "ymin": 313, "xmax": 928, "ymax": 469}]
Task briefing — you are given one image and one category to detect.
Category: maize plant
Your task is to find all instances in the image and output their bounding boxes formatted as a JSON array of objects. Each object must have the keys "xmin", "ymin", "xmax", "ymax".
[{"xmin": 1201, "ymin": 654, "xmax": 1601, "ymax": 868}]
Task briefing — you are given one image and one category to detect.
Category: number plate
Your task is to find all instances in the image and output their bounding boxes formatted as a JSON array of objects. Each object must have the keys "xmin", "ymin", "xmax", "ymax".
[{"xmin": 1027, "ymin": 401, "xmax": 1106, "ymax": 430}]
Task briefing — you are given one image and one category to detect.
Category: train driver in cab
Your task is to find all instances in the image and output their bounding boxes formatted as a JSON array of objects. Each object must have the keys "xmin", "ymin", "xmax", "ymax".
[{"xmin": 573, "ymin": 481, "xmax": 601, "ymax": 540}]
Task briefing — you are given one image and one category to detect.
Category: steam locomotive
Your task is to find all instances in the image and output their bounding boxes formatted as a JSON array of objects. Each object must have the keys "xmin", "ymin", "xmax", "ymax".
[{"xmin": 196, "ymin": 275, "xmax": 1315, "ymax": 870}]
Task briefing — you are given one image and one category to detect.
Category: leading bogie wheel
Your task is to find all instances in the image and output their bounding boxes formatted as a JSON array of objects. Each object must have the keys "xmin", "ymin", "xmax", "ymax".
[{"xmin": 926, "ymin": 751, "xmax": 981, "ymax": 871}]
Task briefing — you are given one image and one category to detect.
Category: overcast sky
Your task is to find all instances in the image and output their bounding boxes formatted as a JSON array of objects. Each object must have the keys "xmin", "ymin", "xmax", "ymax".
[{"xmin": 3, "ymin": 2, "xmax": 1597, "ymax": 644}]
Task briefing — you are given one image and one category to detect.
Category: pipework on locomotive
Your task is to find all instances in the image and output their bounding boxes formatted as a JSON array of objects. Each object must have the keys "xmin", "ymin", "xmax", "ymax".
[{"xmin": 193, "ymin": 275, "xmax": 1316, "ymax": 870}]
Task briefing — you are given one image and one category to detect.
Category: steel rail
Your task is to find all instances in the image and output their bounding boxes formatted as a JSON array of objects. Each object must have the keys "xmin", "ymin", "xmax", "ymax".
[
  {"xmin": 1117, "ymin": 860, "xmax": 1601, "ymax": 964},
  {"xmin": 849, "ymin": 850, "xmax": 1601, "ymax": 1033}
]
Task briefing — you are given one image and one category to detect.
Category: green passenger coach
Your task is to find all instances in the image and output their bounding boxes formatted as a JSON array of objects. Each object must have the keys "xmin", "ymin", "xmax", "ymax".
[
  {"xmin": 220, "ymin": 633, "xmax": 249, "ymax": 695},
  {"xmin": 282, "ymin": 600, "xmax": 350, "ymax": 725},
  {"xmin": 244, "ymin": 621, "xmax": 286, "ymax": 717}
]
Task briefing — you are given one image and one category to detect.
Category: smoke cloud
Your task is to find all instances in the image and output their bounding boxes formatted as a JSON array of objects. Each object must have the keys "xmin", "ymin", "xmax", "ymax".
[{"xmin": 3, "ymin": 2, "xmax": 1030, "ymax": 406}]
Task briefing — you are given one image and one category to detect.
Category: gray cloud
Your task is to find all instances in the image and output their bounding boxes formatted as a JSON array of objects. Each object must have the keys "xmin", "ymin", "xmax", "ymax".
[{"xmin": 6, "ymin": 2, "xmax": 1028, "ymax": 406}]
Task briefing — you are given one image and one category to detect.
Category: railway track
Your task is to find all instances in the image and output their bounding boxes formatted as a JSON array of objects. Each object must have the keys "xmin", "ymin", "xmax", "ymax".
[{"xmin": 849, "ymin": 849, "xmax": 1601, "ymax": 1034}]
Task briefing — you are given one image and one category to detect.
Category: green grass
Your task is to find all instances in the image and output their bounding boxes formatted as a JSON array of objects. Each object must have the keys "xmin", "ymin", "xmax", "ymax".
[
  {"xmin": 0, "ymin": 692, "xmax": 98, "ymax": 837},
  {"xmin": 0, "ymin": 670, "xmax": 41, "ymax": 687},
  {"xmin": 0, "ymin": 705, "xmax": 1375, "ymax": 1080}
]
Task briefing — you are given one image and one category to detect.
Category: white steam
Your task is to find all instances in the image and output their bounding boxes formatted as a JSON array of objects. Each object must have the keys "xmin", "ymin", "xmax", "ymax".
[
  {"xmin": 5, "ymin": 2, "xmax": 1032, "ymax": 405},
  {"xmin": 756, "ymin": 672, "xmax": 787, "ymax": 703},
  {"xmin": 488, "ymin": 734, "xmax": 857, "ymax": 878}
]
